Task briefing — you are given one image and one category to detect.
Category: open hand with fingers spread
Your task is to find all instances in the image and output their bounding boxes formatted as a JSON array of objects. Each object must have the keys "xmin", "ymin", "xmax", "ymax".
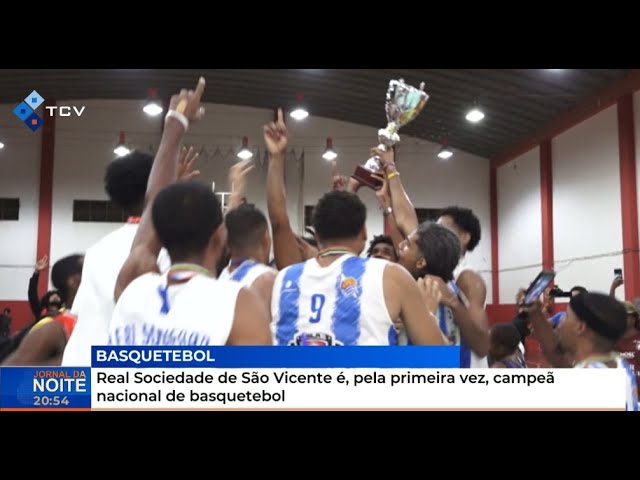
[
  {"xmin": 176, "ymin": 146, "xmax": 201, "ymax": 182},
  {"xmin": 263, "ymin": 108, "xmax": 289, "ymax": 157},
  {"xmin": 35, "ymin": 255, "xmax": 48, "ymax": 272}
]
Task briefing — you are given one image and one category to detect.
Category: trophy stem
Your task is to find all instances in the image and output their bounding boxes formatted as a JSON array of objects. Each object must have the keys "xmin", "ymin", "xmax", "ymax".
[{"xmin": 386, "ymin": 122, "xmax": 399, "ymax": 137}]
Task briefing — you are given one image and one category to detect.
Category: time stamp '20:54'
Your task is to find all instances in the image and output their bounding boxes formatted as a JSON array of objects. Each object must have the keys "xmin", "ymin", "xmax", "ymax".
[{"xmin": 33, "ymin": 396, "xmax": 70, "ymax": 406}]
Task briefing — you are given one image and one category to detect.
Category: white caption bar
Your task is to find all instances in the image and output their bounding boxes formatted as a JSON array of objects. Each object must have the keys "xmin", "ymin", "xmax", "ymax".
[{"xmin": 91, "ymin": 368, "xmax": 626, "ymax": 410}]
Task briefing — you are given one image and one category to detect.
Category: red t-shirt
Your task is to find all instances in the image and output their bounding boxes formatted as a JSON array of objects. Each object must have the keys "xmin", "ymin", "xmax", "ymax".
[{"xmin": 615, "ymin": 333, "xmax": 640, "ymax": 384}]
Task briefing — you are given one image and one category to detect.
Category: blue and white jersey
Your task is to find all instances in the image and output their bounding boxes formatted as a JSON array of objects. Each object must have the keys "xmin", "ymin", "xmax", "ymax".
[
  {"xmin": 109, "ymin": 272, "xmax": 242, "ymax": 346},
  {"xmin": 399, "ymin": 281, "xmax": 488, "ymax": 368},
  {"xmin": 271, "ymin": 255, "xmax": 395, "ymax": 346},
  {"xmin": 219, "ymin": 259, "xmax": 276, "ymax": 288},
  {"xmin": 574, "ymin": 355, "xmax": 639, "ymax": 412}
]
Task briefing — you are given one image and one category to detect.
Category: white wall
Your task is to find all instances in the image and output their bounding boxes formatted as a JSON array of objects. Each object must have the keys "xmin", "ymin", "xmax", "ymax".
[
  {"xmin": 497, "ymin": 147, "xmax": 542, "ymax": 303},
  {"xmin": 0, "ymin": 105, "xmax": 42, "ymax": 300},
  {"xmin": 2, "ymin": 99, "xmax": 492, "ymax": 300},
  {"xmin": 50, "ymin": 100, "xmax": 162, "ymax": 270},
  {"xmin": 552, "ymin": 105, "xmax": 622, "ymax": 300}
]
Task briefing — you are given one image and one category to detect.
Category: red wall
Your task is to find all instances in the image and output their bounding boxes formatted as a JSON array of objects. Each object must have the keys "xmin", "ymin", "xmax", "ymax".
[{"xmin": 0, "ymin": 300, "xmax": 33, "ymax": 333}]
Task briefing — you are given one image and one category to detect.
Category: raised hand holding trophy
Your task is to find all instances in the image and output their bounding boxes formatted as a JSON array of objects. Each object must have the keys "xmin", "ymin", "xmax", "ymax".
[{"xmin": 352, "ymin": 79, "xmax": 429, "ymax": 189}]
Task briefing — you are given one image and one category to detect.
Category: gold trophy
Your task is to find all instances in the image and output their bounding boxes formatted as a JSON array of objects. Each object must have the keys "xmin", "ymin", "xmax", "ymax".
[{"xmin": 352, "ymin": 79, "xmax": 429, "ymax": 189}]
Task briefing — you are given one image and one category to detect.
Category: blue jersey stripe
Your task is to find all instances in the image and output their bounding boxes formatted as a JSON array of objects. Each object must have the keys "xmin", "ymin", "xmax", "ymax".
[
  {"xmin": 231, "ymin": 260, "xmax": 257, "ymax": 282},
  {"xmin": 621, "ymin": 358, "xmax": 639, "ymax": 411},
  {"xmin": 438, "ymin": 304, "xmax": 447, "ymax": 334},
  {"xmin": 331, "ymin": 256, "xmax": 365, "ymax": 346},
  {"xmin": 459, "ymin": 342, "xmax": 472, "ymax": 368},
  {"xmin": 275, "ymin": 263, "xmax": 305, "ymax": 346}
]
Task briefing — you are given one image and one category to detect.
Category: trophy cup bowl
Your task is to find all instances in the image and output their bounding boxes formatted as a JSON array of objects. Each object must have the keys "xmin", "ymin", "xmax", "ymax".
[{"xmin": 352, "ymin": 79, "xmax": 429, "ymax": 190}]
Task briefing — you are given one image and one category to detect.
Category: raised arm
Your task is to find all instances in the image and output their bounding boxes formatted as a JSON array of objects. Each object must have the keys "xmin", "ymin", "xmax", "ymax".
[
  {"xmin": 265, "ymin": 108, "xmax": 305, "ymax": 269},
  {"xmin": 371, "ymin": 146, "xmax": 418, "ymax": 239},
  {"xmin": 226, "ymin": 159, "xmax": 254, "ymax": 212},
  {"xmin": 114, "ymin": 78, "xmax": 206, "ymax": 301},
  {"xmin": 371, "ymin": 172, "xmax": 405, "ymax": 250},
  {"xmin": 29, "ymin": 255, "xmax": 48, "ymax": 317}
]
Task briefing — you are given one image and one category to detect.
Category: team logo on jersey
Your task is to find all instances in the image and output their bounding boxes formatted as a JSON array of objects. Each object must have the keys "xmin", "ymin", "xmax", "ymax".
[
  {"xmin": 290, "ymin": 332, "xmax": 343, "ymax": 346},
  {"xmin": 281, "ymin": 279, "xmax": 298, "ymax": 294},
  {"xmin": 340, "ymin": 276, "xmax": 360, "ymax": 298}
]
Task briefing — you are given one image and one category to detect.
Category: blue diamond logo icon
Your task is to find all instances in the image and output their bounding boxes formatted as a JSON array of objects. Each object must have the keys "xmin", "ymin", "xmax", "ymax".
[
  {"xmin": 24, "ymin": 90, "xmax": 45, "ymax": 110},
  {"xmin": 25, "ymin": 112, "xmax": 43, "ymax": 132},
  {"xmin": 13, "ymin": 102, "xmax": 33, "ymax": 121}
]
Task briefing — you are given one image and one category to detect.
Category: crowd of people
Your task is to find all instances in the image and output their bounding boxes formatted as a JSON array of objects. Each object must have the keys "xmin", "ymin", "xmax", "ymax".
[{"xmin": 0, "ymin": 77, "xmax": 637, "ymax": 410}]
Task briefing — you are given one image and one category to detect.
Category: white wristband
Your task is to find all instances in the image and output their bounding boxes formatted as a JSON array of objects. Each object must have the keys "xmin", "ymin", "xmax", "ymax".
[{"xmin": 165, "ymin": 110, "xmax": 189, "ymax": 131}]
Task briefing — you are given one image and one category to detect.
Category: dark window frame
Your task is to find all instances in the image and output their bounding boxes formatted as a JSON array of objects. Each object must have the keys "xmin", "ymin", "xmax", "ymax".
[{"xmin": 0, "ymin": 198, "xmax": 20, "ymax": 221}]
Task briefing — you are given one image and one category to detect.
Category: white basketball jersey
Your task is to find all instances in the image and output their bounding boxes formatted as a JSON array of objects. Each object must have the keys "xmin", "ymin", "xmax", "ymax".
[
  {"xmin": 219, "ymin": 259, "xmax": 276, "ymax": 288},
  {"xmin": 271, "ymin": 255, "xmax": 395, "ymax": 346},
  {"xmin": 110, "ymin": 271, "xmax": 242, "ymax": 346},
  {"xmin": 574, "ymin": 356, "xmax": 639, "ymax": 412},
  {"xmin": 62, "ymin": 223, "xmax": 171, "ymax": 366}
]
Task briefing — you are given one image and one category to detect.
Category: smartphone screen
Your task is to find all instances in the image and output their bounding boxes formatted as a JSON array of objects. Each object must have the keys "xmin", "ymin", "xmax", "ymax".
[
  {"xmin": 523, "ymin": 271, "xmax": 556, "ymax": 306},
  {"xmin": 614, "ymin": 268, "xmax": 623, "ymax": 277}
]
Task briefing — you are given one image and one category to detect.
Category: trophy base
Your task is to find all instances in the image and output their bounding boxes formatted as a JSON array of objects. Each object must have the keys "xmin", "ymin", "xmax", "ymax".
[{"xmin": 352, "ymin": 165, "xmax": 384, "ymax": 191}]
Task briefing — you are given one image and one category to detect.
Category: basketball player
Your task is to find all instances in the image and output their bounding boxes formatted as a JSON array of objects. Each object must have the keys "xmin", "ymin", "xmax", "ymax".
[
  {"xmin": 112, "ymin": 80, "xmax": 270, "ymax": 345},
  {"xmin": 367, "ymin": 235, "xmax": 398, "ymax": 262},
  {"xmin": 219, "ymin": 204, "xmax": 277, "ymax": 313},
  {"xmin": 394, "ymin": 222, "xmax": 474, "ymax": 357},
  {"xmin": 111, "ymin": 182, "xmax": 271, "ymax": 346},
  {"xmin": 522, "ymin": 293, "xmax": 638, "ymax": 411},
  {"xmin": 369, "ymin": 145, "xmax": 490, "ymax": 365},
  {"xmin": 265, "ymin": 109, "xmax": 318, "ymax": 269},
  {"xmin": 271, "ymin": 189, "xmax": 446, "ymax": 346},
  {"xmin": 3, "ymin": 255, "xmax": 83, "ymax": 366},
  {"xmin": 61, "ymin": 148, "xmax": 197, "ymax": 366}
]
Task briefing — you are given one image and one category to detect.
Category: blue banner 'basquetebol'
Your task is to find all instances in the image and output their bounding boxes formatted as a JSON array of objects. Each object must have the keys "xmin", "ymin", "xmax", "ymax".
[
  {"xmin": 92, "ymin": 346, "xmax": 461, "ymax": 368},
  {"xmin": 0, "ymin": 367, "xmax": 92, "ymax": 410}
]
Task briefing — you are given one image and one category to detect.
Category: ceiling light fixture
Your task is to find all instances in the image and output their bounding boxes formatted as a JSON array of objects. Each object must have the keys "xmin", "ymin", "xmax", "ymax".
[
  {"xmin": 322, "ymin": 137, "xmax": 337, "ymax": 161},
  {"xmin": 290, "ymin": 93, "xmax": 309, "ymax": 121},
  {"xmin": 437, "ymin": 146, "xmax": 453, "ymax": 159},
  {"xmin": 114, "ymin": 131, "xmax": 131, "ymax": 157},
  {"xmin": 143, "ymin": 88, "xmax": 163, "ymax": 117},
  {"xmin": 237, "ymin": 136, "xmax": 254, "ymax": 160},
  {"xmin": 465, "ymin": 106, "xmax": 485, "ymax": 123}
]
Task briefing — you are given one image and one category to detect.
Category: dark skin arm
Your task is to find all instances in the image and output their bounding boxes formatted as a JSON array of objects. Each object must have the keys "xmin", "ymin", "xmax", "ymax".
[
  {"xmin": 2, "ymin": 320, "xmax": 66, "ymax": 366},
  {"xmin": 371, "ymin": 172, "xmax": 405, "ymax": 250},
  {"xmin": 226, "ymin": 287, "xmax": 273, "ymax": 345},
  {"xmin": 114, "ymin": 79, "xmax": 206, "ymax": 302},
  {"xmin": 372, "ymin": 146, "xmax": 418, "ymax": 240},
  {"xmin": 250, "ymin": 271, "xmax": 276, "ymax": 323},
  {"xmin": 523, "ymin": 301, "xmax": 573, "ymax": 368},
  {"xmin": 427, "ymin": 272, "xmax": 490, "ymax": 357},
  {"xmin": 384, "ymin": 264, "xmax": 446, "ymax": 345},
  {"xmin": 265, "ymin": 108, "xmax": 314, "ymax": 269}
]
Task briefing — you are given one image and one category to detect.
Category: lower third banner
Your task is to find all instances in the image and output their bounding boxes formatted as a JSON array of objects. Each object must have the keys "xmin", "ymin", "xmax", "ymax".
[{"xmin": 0, "ymin": 367, "xmax": 91, "ymax": 411}]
